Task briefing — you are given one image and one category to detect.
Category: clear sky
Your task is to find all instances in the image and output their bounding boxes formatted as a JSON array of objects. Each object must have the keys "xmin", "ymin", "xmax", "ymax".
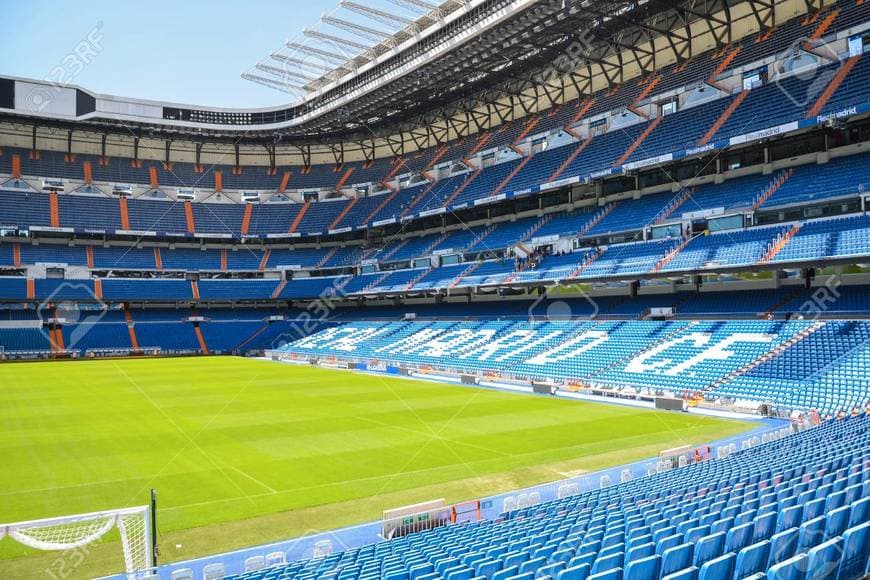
[{"xmin": 2, "ymin": 0, "xmax": 339, "ymax": 108}]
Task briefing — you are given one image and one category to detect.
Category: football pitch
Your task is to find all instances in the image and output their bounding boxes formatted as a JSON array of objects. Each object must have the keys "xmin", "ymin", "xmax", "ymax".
[{"xmin": 0, "ymin": 357, "xmax": 755, "ymax": 578}]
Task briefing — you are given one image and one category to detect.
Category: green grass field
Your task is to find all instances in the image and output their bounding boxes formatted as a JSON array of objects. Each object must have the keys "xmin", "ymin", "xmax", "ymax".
[{"xmin": 0, "ymin": 357, "xmax": 756, "ymax": 578}]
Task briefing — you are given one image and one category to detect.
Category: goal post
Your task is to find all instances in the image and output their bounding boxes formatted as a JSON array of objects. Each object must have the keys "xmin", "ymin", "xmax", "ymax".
[{"xmin": 0, "ymin": 503, "xmax": 155, "ymax": 578}]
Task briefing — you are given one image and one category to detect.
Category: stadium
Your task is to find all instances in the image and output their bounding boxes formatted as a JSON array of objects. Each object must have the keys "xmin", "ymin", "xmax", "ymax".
[{"xmin": 0, "ymin": 0, "xmax": 869, "ymax": 578}]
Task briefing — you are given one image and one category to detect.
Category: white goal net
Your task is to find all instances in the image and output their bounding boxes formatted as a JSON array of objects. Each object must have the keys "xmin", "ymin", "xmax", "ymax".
[{"xmin": 0, "ymin": 505, "xmax": 153, "ymax": 578}]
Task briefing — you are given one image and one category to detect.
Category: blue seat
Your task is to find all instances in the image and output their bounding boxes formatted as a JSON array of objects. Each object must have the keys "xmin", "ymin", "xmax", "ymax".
[
  {"xmin": 587, "ymin": 567, "xmax": 621, "ymax": 580},
  {"xmin": 836, "ymin": 522, "xmax": 869, "ymax": 580},
  {"xmin": 491, "ymin": 565, "xmax": 519, "ymax": 580},
  {"xmin": 767, "ymin": 553, "xmax": 807, "ymax": 580},
  {"xmin": 777, "ymin": 507, "xmax": 803, "ymax": 533},
  {"xmin": 592, "ymin": 553, "xmax": 622, "ymax": 575},
  {"xmin": 475, "ymin": 559, "xmax": 501, "ymax": 577},
  {"xmin": 805, "ymin": 537, "xmax": 843, "ymax": 580},
  {"xmin": 662, "ymin": 566, "xmax": 698, "ymax": 580},
  {"xmin": 697, "ymin": 552, "xmax": 734, "ymax": 580},
  {"xmin": 626, "ymin": 542, "xmax": 656, "ymax": 566},
  {"xmin": 662, "ymin": 544, "xmax": 694, "ymax": 578},
  {"xmin": 796, "ymin": 517, "xmax": 825, "ymax": 554},
  {"xmin": 754, "ymin": 513, "xmax": 777, "ymax": 542},
  {"xmin": 518, "ymin": 556, "xmax": 546, "ymax": 576},
  {"xmin": 623, "ymin": 554, "xmax": 659, "ymax": 580},
  {"xmin": 824, "ymin": 505, "xmax": 851, "ymax": 541},
  {"xmin": 768, "ymin": 528, "xmax": 799, "ymax": 567},
  {"xmin": 693, "ymin": 532, "xmax": 726, "ymax": 568},
  {"xmin": 540, "ymin": 562, "xmax": 567, "ymax": 578},
  {"xmin": 847, "ymin": 497, "xmax": 868, "ymax": 527},
  {"xmin": 556, "ymin": 563, "xmax": 591, "ymax": 580},
  {"xmin": 725, "ymin": 522, "xmax": 754, "ymax": 553},
  {"xmin": 736, "ymin": 540, "xmax": 772, "ymax": 579},
  {"xmin": 443, "ymin": 566, "xmax": 474, "ymax": 580}
]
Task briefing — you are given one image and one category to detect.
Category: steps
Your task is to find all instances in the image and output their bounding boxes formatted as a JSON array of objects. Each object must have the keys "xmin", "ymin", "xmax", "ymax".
[
  {"xmin": 119, "ymin": 196, "xmax": 131, "ymax": 230},
  {"xmin": 570, "ymin": 98, "xmax": 596, "ymax": 125},
  {"xmin": 424, "ymin": 146, "xmax": 450, "ymax": 171},
  {"xmin": 634, "ymin": 75, "xmax": 662, "ymax": 104},
  {"xmin": 449, "ymin": 262, "xmax": 482, "ymax": 288},
  {"xmin": 521, "ymin": 214, "xmax": 552, "ymax": 243},
  {"xmin": 240, "ymin": 203, "xmax": 253, "ymax": 235},
  {"xmin": 579, "ymin": 203, "xmax": 616, "ymax": 237},
  {"xmin": 363, "ymin": 271, "xmax": 392, "ymax": 293},
  {"xmin": 12, "ymin": 243, "xmax": 20, "ymax": 267},
  {"xmin": 50, "ymin": 327, "xmax": 65, "ymax": 354},
  {"xmin": 548, "ymin": 138, "xmax": 592, "ymax": 183},
  {"xmin": 808, "ymin": 9, "xmax": 840, "ymax": 41},
  {"xmin": 513, "ymin": 116, "xmax": 540, "ymax": 145},
  {"xmin": 566, "ymin": 249, "xmax": 604, "ymax": 280},
  {"xmin": 490, "ymin": 155, "xmax": 533, "ymax": 198},
  {"xmin": 220, "ymin": 248, "xmax": 228, "ymax": 272},
  {"xmin": 468, "ymin": 133, "xmax": 492, "ymax": 157},
  {"xmin": 383, "ymin": 157, "xmax": 408, "ymax": 182},
  {"xmin": 335, "ymin": 167, "xmax": 355, "ymax": 192},
  {"xmin": 405, "ymin": 267, "xmax": 434, "ymax": 291},
  {"xmin": 698, "ymin": 89, "xmax": 750, "ymax": 146},
  {"xmin": 272, "ymin": 279, "xmax": 287, "ymax": 299},
  {"xmin": 153, "ymin": 248, "xmax": 163, "ymax": 270},
  {"xmin": 184, "ymin": 201, "xmax": 196, "ymax": 234},
  {"xmin": 653, "ymin": 189, "xmax": 693, "ymax": 225},
  {"xmin": 380, "ymin": 238, "xmax": 410, "ymax": 262},
  {"xmin": 329, "ymin": 198, "xmax": 358, "ymax": 230},
  {"xmin": 364, "ymin": 189, "xmax": 400, "ymax": 224},
  {"xmin": 706, "ymin": 321, "xmax": 826, "ymax": 391},
  {"xmin": 421, "ymin": 232, "xmax": 452, "ymax": 256},
  {"xmin": 278, "ymin": 171, "xmax": 292, "ymax": 193},
  {"xmin": 650, "ymin": 235, "xmax": 695, "ymax": 273},
  {"xmin": 466, "ymin": 224, "xmax": 497, "ymax": 252},
  {"xmin": 441, "ymin": 168, "xmax": 483, "ymax": 207},
  {"xmin": 317, "ymin": 247, "xmax": 339, "ymax": 268},
  {"xmin": 193, "ymin": 325, "xmax": 210, "ymax": 355},
  {"xmin": 26, "ymin": 279, "xmax": 35, "ymax": 300},
  {"xmin": 760, "ymin": 224, "xmax": 802, "ymax": 263},
  {"xmin": 614, "ymin": 116, "xmax": 663, "ymax": 166},
  {"xmin": 86, "ymin": 246, "xmax": 94, "ymax": 269},
  {"xmin": 762, "ymin": 287, "xmax": 807, "ymax": 319},
  {"xmin": 258, "ymin": 248, "xmax": 271, "ymax": 271},
  {"xmin": 400, "ymin": 180, "xmax": 440, "ymax": 217},
  {"xmin": 11, "ymin": 154, "xmax": 21, "ymax": 179},
  {"xmin": 288, "ymin": 201, "xmax": 310, "ymax": 233},
  {"xmin": 753, "ymin": 169, "xmax": 794, "ymax": 209},
  {"xmin": 49, "ymin": 192, "xmax": 60, "ymax": 227},
  {"xmin": 806, "ymin": 56, "xmax": 860, "ymax": 118},
  {"xmin": 124, "ymin": 309, "xmax": 140, "ymax": 351},
  {"xmin": 236, "ymin": 324, "xmax": 271, "ymax": 352},
  {"xmin": 708, "ymin": 46, "xmax": 742, "ymax": 88},
  {"xmin": 191, "ymin": 280, "xmax": 201, "ymax": 301}
]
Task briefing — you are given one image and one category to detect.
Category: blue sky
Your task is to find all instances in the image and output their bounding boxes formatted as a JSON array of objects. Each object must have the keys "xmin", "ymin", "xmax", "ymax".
[{"xmin": 3, "ymin": 0, "xmax": 337, "ymax": 108}]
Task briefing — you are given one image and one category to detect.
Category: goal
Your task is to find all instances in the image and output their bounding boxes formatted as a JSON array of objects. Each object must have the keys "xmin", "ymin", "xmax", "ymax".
[{"xmin": 0, "ymin": 504, "xmax": 155, "ymax": 578}]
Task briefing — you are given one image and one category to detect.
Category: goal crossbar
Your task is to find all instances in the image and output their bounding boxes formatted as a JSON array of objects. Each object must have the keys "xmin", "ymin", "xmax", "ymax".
[{"xmin": 0, "ymin": 505, "xmax": 153, "ymax": 578}]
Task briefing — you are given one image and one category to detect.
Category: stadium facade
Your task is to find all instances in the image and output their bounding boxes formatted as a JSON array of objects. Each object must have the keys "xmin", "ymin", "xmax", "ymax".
[{"xmin": 1, "ymin": 0, "xmax": 870, "ymax": 577}]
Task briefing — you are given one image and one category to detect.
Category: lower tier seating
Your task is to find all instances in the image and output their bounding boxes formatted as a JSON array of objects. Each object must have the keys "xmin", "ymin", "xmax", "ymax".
[
  {"xmin": 226, "ymin": 415, "xmax": 870, "ymax": 580},
  {"xmin": 279, "ymin": 319, "xmax": 869, "ymax": 415}
]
